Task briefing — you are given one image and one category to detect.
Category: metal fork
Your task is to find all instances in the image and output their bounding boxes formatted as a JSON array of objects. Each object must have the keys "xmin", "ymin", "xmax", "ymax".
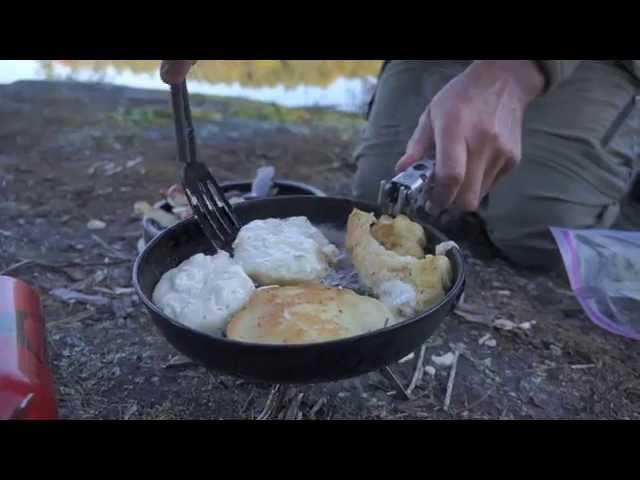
[{"xmin": 170, "ymin": 80, "xmax": 241, "ymax": 251}]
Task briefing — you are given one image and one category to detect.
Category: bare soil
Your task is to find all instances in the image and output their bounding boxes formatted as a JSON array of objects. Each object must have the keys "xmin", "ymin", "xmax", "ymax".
[{"xmin": 1, "ymin": 81, "xmax": 639, "ymax": 419}]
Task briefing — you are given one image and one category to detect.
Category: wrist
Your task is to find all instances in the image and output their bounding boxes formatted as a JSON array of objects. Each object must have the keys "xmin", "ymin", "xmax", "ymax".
[{"xmin": 468, "ymin": 60, "xmax": 545, "ymax": 104}]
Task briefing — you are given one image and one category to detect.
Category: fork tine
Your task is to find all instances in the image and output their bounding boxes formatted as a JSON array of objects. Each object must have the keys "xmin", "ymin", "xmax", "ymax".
[
  {"xmin": 205, "ymin": 180, "xmax": 241, "ymax": 233},
  {"xmin": 184, "ymin": 188, "xmax": 227, "ymax": 251},
  {"xmin": 197, "ymin": 162, "xmax": 241, "ymax": 230},
  {"xmin": 197, "ymin": 182, "xmax": 237, "ymax": 240},
  {"xmin": 182, "ymin": 161, "xmax": 241, "ymax": 234}
]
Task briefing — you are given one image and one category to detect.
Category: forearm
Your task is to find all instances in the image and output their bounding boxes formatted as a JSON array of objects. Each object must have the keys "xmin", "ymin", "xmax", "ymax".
[{"xmin": 466, "ymin": 60, "xmax": 546, "ymax": 104}]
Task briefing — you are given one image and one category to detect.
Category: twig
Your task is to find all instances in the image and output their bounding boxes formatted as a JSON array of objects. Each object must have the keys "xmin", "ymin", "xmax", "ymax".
[
  {"xmin": 47, "ymin": 308, "xmax": 95, "ymax": 327},
  {"xmin": 499, "ymin": 405, "xmax": 510, "ymax": 419},
  {"xmin": 163, "ymin": 355, "xmax": 197, "ymax": 369},
  {"xmin": 284, "ymin": 393, "xmax": 305, "ymax": 420},
  {"xmin": 387, "ymin": 412, "xmax": 410, "ymax": 419},
  {"xmin": 521, "ymin": 362, "xmax": 597, "ymax": 375},
  {"xmin": 415, "ymin": 412, "xmax": 434, "ymax": 418},
  {"xmin": 1, "ymin": 257, "xmax": 130, "ymax": 277},
  {"xmin": 443, "ymin": 350, "xmax": 461, "ymax": 412},
  {"xmin": 93, "ymin": 286, "xmax": 117, "ymax": 295},
  {"xmin": 398, "ymin": 352, "xmax": 415, "ymax": 364},
  {"xmin": 240, "ymin": 389, "xmax": 255, "ymax": 415},
  {"xmin": 0, "ymin": 259, "xmax": 34, "ymax": 276},
  {"xmin": 407, "ymin": 344, "xmax": 427, "ymax": 396},
  {"xmin": 461, "ymin": 387, "xmax": 496, "ymax": 415},
  {"xmin": 309, "ymin": 397, "xmax": 327, "ymax": 418},
  {"xmin": 570, "ymin": 364, "xmax": 596, "ymax": 370},
  {"xmin": 257, "ymin": 384, "xmax": 286, "ymax": 420},
  {"xmin": 380, "ymin": 366, "xmax": 412, "ymax": 400},
  {"xmin": 277, "ymin": 387, "xmax": 300, "ymax": 419},
  {"xmin": 72, "ymin": 259, "xmax": 132, "ymax": 266},
  {"xmin": 91, "ymin": 234, "xmax": 132, "ymax": 260}
]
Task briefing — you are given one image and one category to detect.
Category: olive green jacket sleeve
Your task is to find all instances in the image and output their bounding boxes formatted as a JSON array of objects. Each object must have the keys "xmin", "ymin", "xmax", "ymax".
[{"xmin": 534, "ymin": 60, "xmax": 640, "ymax": 92}]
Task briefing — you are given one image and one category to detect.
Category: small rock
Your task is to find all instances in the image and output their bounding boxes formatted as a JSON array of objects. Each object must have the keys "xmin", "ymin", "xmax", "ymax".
[
  {"xmin": 87, "ymin": 219, "xmax": 106, "ymax": 230},
  {"xmin": 550, "ymin": 345, "xmax": 563, "ymax": 356},
  {"xmin": 123, "ymin": 403, "xmax": 138, "ymax": 420},
  {"xmin": 424, "ymin": 366, "xmax": 436, "ymax": 376},
  {"xmin": 519, "ymin": 321, "xmax": 534, "ymax": 330},
  {"xmin": 479, "ymin": 334, "xmax": 497, "ymax": 347},
  {"xmin": 493, "ymin": 318, "xmax": 516, "ymax": 330},
  {"xmin": 163, "ymin": 355, "xmax": 196, "ymax": 369},
  {"xmin": 126, "ymin": 157, "xmax": 144, "ymax": 168},
  {"xmin": 114, "ymin": 287, "xmax": 136, "ymax": 295},
  {"xmin": 431, "ymin": 352, "xmax": 455, "ymax": 368},
  {"xmin": 94, "ymin": 269, "xmax": 108, "ymax": 284}
]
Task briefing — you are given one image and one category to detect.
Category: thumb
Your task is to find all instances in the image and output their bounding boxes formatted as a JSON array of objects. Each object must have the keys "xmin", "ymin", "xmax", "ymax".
[{"xmin": 396, "ymin": 106, "xmax": 435, "ymax": 172}]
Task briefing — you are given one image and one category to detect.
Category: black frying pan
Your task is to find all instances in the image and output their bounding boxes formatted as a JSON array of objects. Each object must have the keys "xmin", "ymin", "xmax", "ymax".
[{"xmin": 133, "ymin": 195, "xmax": 465, "ymax": 384}]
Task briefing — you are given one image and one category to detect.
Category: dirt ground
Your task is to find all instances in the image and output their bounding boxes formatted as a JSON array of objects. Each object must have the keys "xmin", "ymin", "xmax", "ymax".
[{"xmin": 1, "ymin": 80, "xmax": 639, "ymax": 420}]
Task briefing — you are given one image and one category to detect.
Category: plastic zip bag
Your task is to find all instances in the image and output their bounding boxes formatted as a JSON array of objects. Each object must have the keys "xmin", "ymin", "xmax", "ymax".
[{"xmin": 550, "ymin": 228, "xmax": 640, "ymax": 340}]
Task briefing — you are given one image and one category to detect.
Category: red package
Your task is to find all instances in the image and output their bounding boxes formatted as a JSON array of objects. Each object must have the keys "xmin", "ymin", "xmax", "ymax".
[{"xmin": 0, "ymin": 276, "xmax": 58, "ymax": 419}]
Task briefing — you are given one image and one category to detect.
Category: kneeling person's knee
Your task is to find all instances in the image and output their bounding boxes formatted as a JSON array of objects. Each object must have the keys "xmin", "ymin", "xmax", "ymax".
[{"xmin": 483, "ymin": 192, "xmax": 619, "ymax": 270}]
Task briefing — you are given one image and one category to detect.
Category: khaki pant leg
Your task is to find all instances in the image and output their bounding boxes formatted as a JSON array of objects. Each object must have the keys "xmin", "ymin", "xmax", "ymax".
[{"xmin": 482, "ymin": 61, "xmax": 640, "ymax": 268}]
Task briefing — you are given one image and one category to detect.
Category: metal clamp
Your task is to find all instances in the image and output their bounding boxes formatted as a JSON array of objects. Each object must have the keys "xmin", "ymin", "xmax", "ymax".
[{"xmin": 378, "ymin": 160, "xmax": 435, "ymax": 218}]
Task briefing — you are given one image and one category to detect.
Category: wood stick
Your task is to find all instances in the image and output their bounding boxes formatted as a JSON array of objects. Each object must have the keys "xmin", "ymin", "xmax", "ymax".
[
  {"xmin": 443, "ymin": 351, "xmax": 460, "ymax": 412},
  {"xmin": 407, "ymin": 344, "xmax": 427, "ymax": 395}
]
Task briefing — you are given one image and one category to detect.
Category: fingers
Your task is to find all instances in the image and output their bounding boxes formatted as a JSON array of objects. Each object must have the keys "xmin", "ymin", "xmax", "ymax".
[
  {"xmin": 456, "ymin": 147, "xmax": 487, "ymax": 211},
  {"xmin": 478, "ymin": 156, "xmax": 505, "ymax": 200},
  {"xmin": 429, "ymin": 121, "xmax": 467, "ymax": 214},
  {"xmin": 479, "ymin": 141, "xmax": 519, "ymax": 200},
  {"xmin": 396, "ymin": 107, "xmax": 435, "ymax": 172},
  {"xmin": 160, "ymin": 60, "xmax": 197, "ymax": 84}
]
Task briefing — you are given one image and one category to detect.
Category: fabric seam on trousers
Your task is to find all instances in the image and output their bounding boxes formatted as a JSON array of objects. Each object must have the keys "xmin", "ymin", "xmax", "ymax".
[{"xmin": 601, "ymin": 93, "xmax": 638, "ymax": 148}]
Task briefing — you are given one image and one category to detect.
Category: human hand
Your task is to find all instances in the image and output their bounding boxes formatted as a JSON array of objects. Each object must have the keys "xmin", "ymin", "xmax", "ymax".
[
  {"xmin": 396, "ymin": 60, "xmax": 545, "ymax": 214},
  {"xmin": 160, "ymin": 60, "xmax": 198, "ymax": 84}
]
